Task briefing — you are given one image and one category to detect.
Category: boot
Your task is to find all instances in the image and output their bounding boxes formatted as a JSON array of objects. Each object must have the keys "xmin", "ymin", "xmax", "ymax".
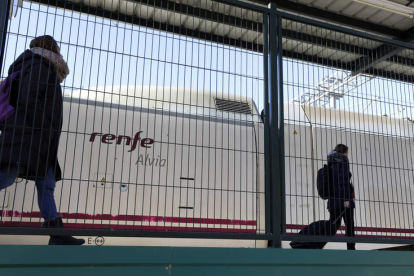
[{"xmin": 43, "ymin": 216, "xmax": 85, "ymax": 245}]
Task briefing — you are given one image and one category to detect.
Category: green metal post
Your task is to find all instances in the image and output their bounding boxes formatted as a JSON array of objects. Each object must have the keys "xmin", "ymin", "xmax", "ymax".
[
  {"xmin": 276, "ymin": 11, "xmax": 286, "ymax": 236},
  {"xmin": 263, "ymin": 12, "xmax": 272, "ymax": 238},
  {"xmin": 267, "ymin": 3, "xmax": 282, "ymax": 248}
]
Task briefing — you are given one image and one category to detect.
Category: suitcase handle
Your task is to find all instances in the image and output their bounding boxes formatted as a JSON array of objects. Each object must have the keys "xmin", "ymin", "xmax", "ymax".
[{"xmin": 332, "ymin": 209, "xmax": 347, "ymax": 225}]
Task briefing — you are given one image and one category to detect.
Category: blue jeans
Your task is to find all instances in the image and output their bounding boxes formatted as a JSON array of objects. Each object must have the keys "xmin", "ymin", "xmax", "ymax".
[{"xmin": 0, "ymin": 165, "xmax": 57, "ymax": 221}]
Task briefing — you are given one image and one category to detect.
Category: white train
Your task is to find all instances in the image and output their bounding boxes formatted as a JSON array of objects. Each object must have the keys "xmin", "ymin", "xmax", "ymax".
[{"xmin": 0, "ymin": 86, "xmax": 412, "ymax": 249}]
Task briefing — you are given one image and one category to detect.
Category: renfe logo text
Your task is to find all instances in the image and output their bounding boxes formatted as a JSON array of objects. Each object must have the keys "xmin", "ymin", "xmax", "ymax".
[{"xmin": 89, "ymin": 132, "xmax": 155, "ymax": 152}]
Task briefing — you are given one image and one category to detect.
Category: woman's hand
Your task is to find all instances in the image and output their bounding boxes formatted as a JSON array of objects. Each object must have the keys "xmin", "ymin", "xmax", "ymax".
[{"xmin": 344, "ymin": 201, "xmax": 351, "ymax": 208}]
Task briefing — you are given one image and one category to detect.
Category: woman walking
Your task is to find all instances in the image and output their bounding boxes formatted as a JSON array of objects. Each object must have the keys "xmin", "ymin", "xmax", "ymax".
[
  {"xmin": 327, "ymin": 144, "xmax": 356, "ymax": 250},
  {"xmin": 0, "ymin": 35, "xmax": 84, "ymax": 245}
]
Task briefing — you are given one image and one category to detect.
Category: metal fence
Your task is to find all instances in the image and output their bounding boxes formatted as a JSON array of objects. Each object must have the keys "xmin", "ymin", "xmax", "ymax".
[
  {"xmin": 280, "ymin": 12, "xmax": 414, "ymax": 247},
  {"xmin": 0, "ymin": 0, "xmax": 271, "ymax": 246},
  {"xmin": 0, "ymin": 0, "xmax": 413, "ymax": 248}
]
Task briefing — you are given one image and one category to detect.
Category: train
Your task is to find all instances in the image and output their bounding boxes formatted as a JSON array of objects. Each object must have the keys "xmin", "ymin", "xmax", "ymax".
[{"xmin": 0, "ymin": 86, "xmax": 412, "ymax": 249}]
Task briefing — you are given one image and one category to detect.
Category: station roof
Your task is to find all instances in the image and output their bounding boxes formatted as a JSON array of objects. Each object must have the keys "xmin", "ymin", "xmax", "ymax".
[
  {"xmin": 27, "ymin": 0, "xmax": 414, "ymax": 83},
  {"xmin": 254, "ymin": 0, "xmax": 414, "ymax": 39}
]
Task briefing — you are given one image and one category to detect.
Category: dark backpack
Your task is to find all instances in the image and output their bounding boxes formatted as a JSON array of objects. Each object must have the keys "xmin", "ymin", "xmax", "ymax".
[
  {"xmin": 317, "ymin": 164, "xmax": 334, "ymax": 200},
  {"xmin": 0, "ymin": 70, "xmax": 20, "ymax": 123}
]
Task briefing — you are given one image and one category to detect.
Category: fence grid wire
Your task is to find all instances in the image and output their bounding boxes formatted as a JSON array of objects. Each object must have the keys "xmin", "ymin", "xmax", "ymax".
[{"xmin": 0, "ymin": 0, "xmax": 413, "ymax": 248}]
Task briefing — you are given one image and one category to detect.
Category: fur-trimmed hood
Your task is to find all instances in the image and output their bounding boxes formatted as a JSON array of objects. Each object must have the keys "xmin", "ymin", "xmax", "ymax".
[{"xmin": 327, "ymin": 151, "xmax": 349, "ymax": 165}]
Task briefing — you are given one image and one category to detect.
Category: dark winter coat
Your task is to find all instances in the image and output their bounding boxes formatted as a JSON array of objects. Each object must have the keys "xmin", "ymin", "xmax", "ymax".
[
  {"xmin": 0, "ymin": 50, "xmax": 62, "ymax": 180},
  {"xmin": 327, "ymin": 151, "xmax": 355, "ymax": 210}
]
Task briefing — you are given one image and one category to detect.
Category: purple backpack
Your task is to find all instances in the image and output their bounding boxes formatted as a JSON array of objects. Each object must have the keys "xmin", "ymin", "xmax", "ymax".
[{"xmin": 0, "ymin": 70, "xmax": 20, "ymax": 123}]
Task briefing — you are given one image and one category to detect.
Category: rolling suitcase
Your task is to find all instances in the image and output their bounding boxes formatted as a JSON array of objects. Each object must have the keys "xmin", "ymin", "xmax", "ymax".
[{"xmin": 290, "ymin": 210, "xmax": 345, "ymax": 249}]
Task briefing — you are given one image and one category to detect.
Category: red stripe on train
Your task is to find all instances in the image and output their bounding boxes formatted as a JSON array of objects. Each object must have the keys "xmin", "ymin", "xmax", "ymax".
[
  {"xmin": 0, "ymin": 221, "xmax": 256, "ymax": 233},
  {"xmin": 286, "ymin": 224, "xmax": 414, "ymax": 234},
  {"xmin": 0, "ymin": 211, "xmax": 257, "ymax": 226},
  {"xmin": 2, "ymin": 211, "xmax": 412, "ymax": 236},
  {"xmin": 285, "ymin": 233, "xmax": 414, "ymax": 240}
]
